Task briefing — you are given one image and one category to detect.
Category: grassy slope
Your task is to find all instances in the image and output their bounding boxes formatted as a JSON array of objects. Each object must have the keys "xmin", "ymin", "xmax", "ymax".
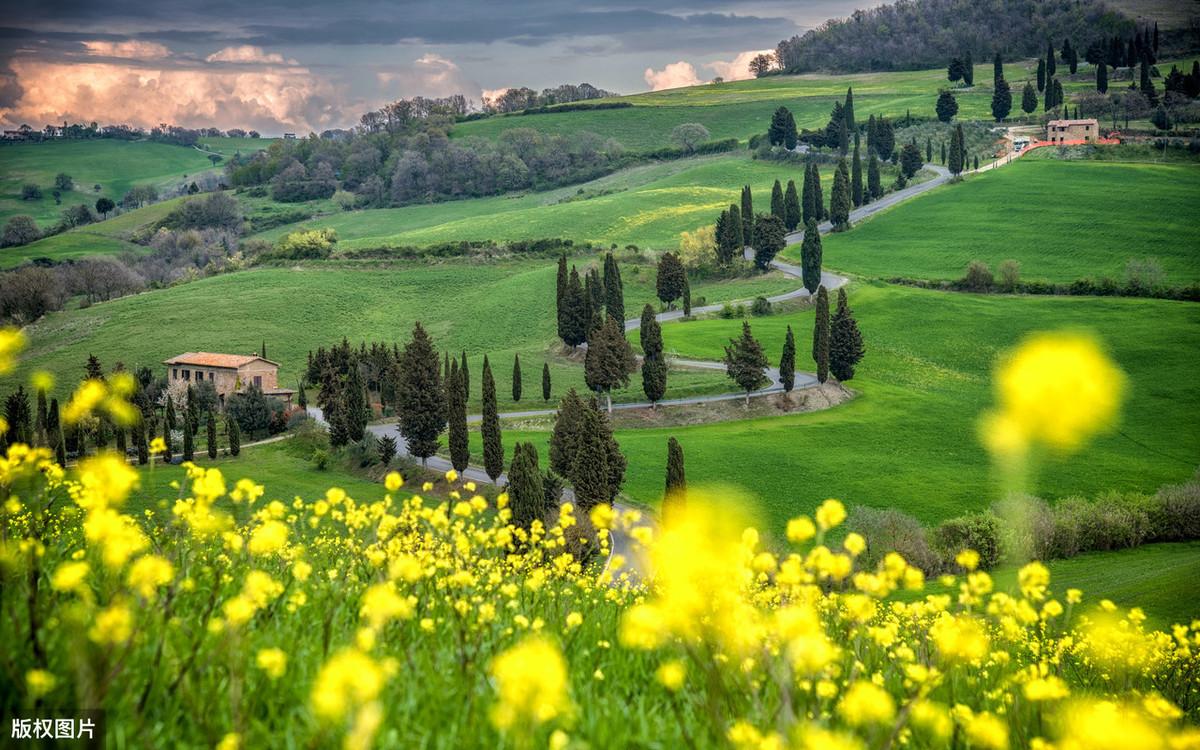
[
  {"xmin": 196, "ymin": 136, "xmax": 277, "ymax": 156},
  {"xmin": 790, "ymin": 157, "xmax": 1200, "ymax": 285},
  {"xmin": 13, "ymin": 259, "xmax": 798, "ymax": 410},
  {"xmin": 452, "ymin": 60, "xmax": 1101, "ymax": 150},
  {"xmin": 0, "ymin": 140, "xmax": 215, "ymax": 229},
  {"xmin": 490, "ymin": 282, "xmax": 1200, "ymax": 532}
]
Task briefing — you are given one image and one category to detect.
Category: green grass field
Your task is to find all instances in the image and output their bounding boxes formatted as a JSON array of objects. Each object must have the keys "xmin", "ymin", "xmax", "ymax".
[
  {"xmin": 196, "ymin": 136, "xmax": 276, "ymax": 157},
  {"xmin": 793, "ymin": 157, "xmax": 1200, "ymax": 285},
  {"xmin": 12, "ymin": 258, "xmax": 798, "ymax": 411},
  {"xmin": 0, "ymin": 140, "xmax": 217, "ymax": 229},
  {"xmin": 487, "ymin": 282, "xmax": 1200, "ymax": 534}
]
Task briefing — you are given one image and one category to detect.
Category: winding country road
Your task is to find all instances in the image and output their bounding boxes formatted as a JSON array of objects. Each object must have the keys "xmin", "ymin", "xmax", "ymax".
[{"xmin": 310, "ymin": 161, "xmax": 959, "ymax": 576}]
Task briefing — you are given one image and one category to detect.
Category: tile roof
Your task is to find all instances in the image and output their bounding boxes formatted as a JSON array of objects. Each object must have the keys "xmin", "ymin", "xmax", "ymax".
[
  {"xmin": 162, "ymin": 352, "xmax": 279, "ymax": 368},
  {"xmin": 1047, "ymin": 119, "xmax": 1098, "ymax": 126}
]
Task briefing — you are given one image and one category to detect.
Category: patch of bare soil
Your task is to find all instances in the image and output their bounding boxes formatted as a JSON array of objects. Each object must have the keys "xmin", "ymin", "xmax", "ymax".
[{"xmin": 604, "ymin": 382, "xmax": 855, "ymax": 429}]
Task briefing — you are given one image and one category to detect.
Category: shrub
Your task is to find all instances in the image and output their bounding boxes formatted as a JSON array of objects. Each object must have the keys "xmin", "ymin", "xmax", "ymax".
[
  {"xmin": 310, "ymin": 448, "xmax": 329, "ymax": 470},
  {"xmin": 274, "ymin": 228, "xmax": 337, "ymax": 260},
  {"xmin": 1151, "ymin": 476, "xmax": 1200, "ymax": 541},
  {"xmin": 962, "ymin": 260, "xmax": 994, "ymax": 292},
  {"xmin": 933, "ymin": 512, "xmax": 1002, "ymax": 569},
  {"xmin": 1058, "ymin": 493, "xmax": 1149, "ymax": 552},
  {"xmin": 847, "ymin": 506, "xmax": 941, "ymax": 574},
  {"xmin": 2, "ymin": 215, "xmax": 40, "ymax": 247},
  {"xmin": 21, "ymin": 184, "xmax": 42, "ymax": 201},
  {"xmin": 991, "ymin": 493, "xmax": 1057, "ymax": 562},
  {"xmin": 751, "ymin": 296, "xmax": 772, "ymax": 316},
  {"xmin": 997, "ymin": 259, "xmax": 1021, "ymax": 292}
]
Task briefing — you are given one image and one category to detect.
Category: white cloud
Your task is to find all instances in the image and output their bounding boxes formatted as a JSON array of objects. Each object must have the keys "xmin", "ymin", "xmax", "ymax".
[
  {"xmin": 705, "ymin": 49, "xmax": 772, "ymax": 82},
  {"xmin": 82, "ymin": 40, "xmax": 172, "ymax": 59},
  {"xmin": 643, "ymin": 61, "xmax": 701, "ymax": 91},
  {"xmin": 375, "ymin": 53, "xmax": 481, "ymax": 103},
  {"xmin": 480, "ymin": 87, "xmax": 510, "ymax": 107},
  {"xmin": 206, "ymin": 46, "xmax": 298, "ymax": 66}
]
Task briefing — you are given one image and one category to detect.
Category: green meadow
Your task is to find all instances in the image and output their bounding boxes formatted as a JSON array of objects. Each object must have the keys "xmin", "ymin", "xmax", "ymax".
[
  {"xmin": 797, "ymin": 157, "xmax": 1200, "ymax": 285},
  {"xmin": 486, "ymin": 282, "xmax": 1200, "ymax": 533}
]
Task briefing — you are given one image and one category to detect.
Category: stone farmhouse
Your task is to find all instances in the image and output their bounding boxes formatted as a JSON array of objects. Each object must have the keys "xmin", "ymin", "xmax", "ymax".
[
  {"xmin": 163, "ymin": 352, "xmax": 295, "ymax": 406},
  {"xmin": 1045, "ymin": 118, "xmax": 1099, "ymax": 144}
]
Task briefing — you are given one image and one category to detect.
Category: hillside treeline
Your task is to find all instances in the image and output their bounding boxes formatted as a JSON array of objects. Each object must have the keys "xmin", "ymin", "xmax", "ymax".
[
  {"xmin": 226, "ymin": 96, "xmax": 625, "ymax": 205},
  {"xmin": 772, "ymin": 0, "xmax": 1134, "ymax": 73}
]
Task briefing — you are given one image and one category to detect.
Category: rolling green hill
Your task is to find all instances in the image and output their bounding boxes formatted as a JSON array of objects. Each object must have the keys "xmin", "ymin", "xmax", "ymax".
[{"xmin": 792, "ymin": 156, "xmax": 1200, "ymax": 285}]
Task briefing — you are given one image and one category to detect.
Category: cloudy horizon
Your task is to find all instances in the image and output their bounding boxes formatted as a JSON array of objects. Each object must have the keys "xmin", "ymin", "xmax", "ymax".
[{"xmin": 0, "ymin": 0, "xmax": 874, "ymax": 134}]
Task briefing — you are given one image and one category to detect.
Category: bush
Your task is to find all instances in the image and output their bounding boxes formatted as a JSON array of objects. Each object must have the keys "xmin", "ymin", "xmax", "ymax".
[
  {"xmin": 273, "ymin": 228, "xmax": 337, "ymax": 260},
  {"xmin": 847, "ymin": 506, "xmax": 941, "ymax": 574},
  {"xmin": 933, "ymin": 512, "xmax": 1002, "ymax": 569},
  {"xmin": 997, "ymin": 259, "xmax": 1021, "ymax": 292},
  {"xmin": 1054, "ymin": 494, "xmax": 1149, "ymax": 553},
  {"xmin": 1151, "ymin": 476, "xmax": 1200, "ymax": 541},
  {"xmin": 991, "ymin": 493, "xmax": 1057, "ymax": 562},
  {"xmin": 962, "ymin": 260, "xmax": 993, "ymax": 292},
  {"xmin": 2, "ymin": 215, "xmax": 40, "ymax": 247},
  {"xmin": 311, "ymin": 448, "xmax": 329, "ymax": 471},
  {"xmin": 751, "ymin": 296, "xmax": 772, "ymax": 316}
]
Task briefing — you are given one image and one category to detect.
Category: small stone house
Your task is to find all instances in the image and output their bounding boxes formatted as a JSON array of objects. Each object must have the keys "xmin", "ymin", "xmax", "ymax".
[
  {"xmin": 1045, "ymin": 118, "xmax": 1099, "ymax": 144},
  {"xmin": 163, "ymin": 352, "xmax": 295, "ymax": 406}
]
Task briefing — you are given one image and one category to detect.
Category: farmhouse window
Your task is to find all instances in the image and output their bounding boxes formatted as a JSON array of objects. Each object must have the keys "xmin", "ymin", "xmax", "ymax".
[
  {"xmin": 182, "ymin": 369, "xmax": 190, "ymax": 381},
  {"xmin": 253, "ymin": 375, "xmax": 262, "ymax": 388}
]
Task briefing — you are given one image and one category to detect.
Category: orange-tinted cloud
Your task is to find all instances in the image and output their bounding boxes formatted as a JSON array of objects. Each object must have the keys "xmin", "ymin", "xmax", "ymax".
[
  {"xmin": 705, "ymin": 49, "xmax": 772, "ymax": 82},
  {"xmin": 643, "ymin": 61, "xmax": 701, "ymax": 91}
]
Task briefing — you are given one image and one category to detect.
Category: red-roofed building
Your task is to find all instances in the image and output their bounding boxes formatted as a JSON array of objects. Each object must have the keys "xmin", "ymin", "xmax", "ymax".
[{"xmin": 163, "ymin": 352, "xmax": 295, "ymax": 405}]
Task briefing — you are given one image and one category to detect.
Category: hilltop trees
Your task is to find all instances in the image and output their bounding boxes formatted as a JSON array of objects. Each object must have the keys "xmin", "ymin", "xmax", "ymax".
[
  {"xmin": 481, "ymin": 355, "xmax": 504, "ymax": 481},
  {"xmin": 830, "ymin": 160, "xmax": 852, "ymax": 231},
  {"xmin": 724, "ymin": 321, "xmax": 769, "ymax": 405},
  {"xmin": 397, "ymin": 322, "xmax": 446, "ymax": 463},
  {"xmin": 753, "ymin": 213, "xmax": 786, "ymax": 270},
  {"xmin": 783, "ymin": 180, "xmax": 801, "ymax": 231},
  {"xmin": 936, "ymin": 90, "xmax": 958, "ymax": 122},
  {"xmin": 780, "ymin": 325, "xmax": 797, "ymax": 393},
  {"xmin": 585, "ymin": 316, "xmax": 636, "ymax": 413},
  {"xmin": 813, "ymin": 286, "xmax": 831, "ymax": 384},
  {"xmin": 800, "ymin": 219, "xmax": 823, "ymax": 294},
  {"xmin": 830, "ymin": 288, "xmax": 865, "ymax": 381},
  {"xmin": 640, "ymin": 305, "xmax": 667, "ymax": 407},
  {"xmin": 656, "ymin": 252, "xmax": 687, "ymax": 308}
]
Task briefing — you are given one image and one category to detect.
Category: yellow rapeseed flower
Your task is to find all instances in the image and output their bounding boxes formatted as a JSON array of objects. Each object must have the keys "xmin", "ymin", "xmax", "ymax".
[
  {"xmin": 51, "ymin": 560, "xmax": 90, "ymax": 592},
  {"xmin": 0, "ymin": 328, "xmax": 25, "ymax": 374},
  {"xmin": 838, "ymin": 681, "xmax": 896, "ymax": 726},
  {"xmin": 488, "ymin": 635, "xmax": 573, "ymax": 732},
  {"xmin": 89, "ymin": 601, "xmax": 134, "ymax": 646},
  {"xmin": 815, "ymin": 499, "xmax": 846, "ymax": 530},
  {"xmin": 26, "ymin": 669, "xmax": 56, "ymax": 698},
  {"xmin": 248, "ymin": 520, "xmax": 289, "ymax": 556},
  {"xmin": 311, "ymin": 648, "xmax": 386, "ymax": 721},
  {"xmin": 656, "ymin": 659, "xmax": 685, "ymax": 691},
  {"xmin": 127, "ymin": 554, "xmax": 175, "ymax": 599},
  {"xmin": 256, "ymin": 648, "xmax": 288, "ymax": 679}
]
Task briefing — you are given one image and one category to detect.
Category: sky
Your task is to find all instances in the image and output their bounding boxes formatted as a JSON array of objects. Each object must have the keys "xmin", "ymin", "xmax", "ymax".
[{"xmin": 0, "ymin": 0, "xmax": 873, "ymax": 134}]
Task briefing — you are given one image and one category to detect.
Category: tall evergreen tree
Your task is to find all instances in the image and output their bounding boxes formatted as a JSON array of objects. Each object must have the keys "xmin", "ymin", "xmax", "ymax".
[
  {"xmin": 843, "ymin": 86, "xmax": 856, "ymax": 136},
  {"xmin": 1096, "ymin": 62, "xmax": 1108, "ymax": 93},
  {"xmin": 135, "ymin": 417, "xmax": 148, "ymax": 465},
  {"xmin": 948, "ymin": 124, "xmax": 965, "ymax": 176},
  {"xmin": 991, "ymin": 78, "xmax": 1012, "ymax": 121},
  {"xmin": 1046, "ymin": 41, "xmax": 1056, "ymax": 78},
  {"xmin": 556, "ymin": 253, "xmax": 568, "ymax": 341},
  {"xmin": 962, "ymin": 50, "xmax": 974, "ymax": 86},
  {"xmin": 783, "ymin": 179, "xmax": 801, "ymax": 231},
  {"xmin": 813, "ymin": 163, "xmax": 825, "ymax": 220},
  {"xmin": 874, "ymin": 117, "xmax": 894, "ymax": 161},
  {"xmin": 3, "ymin": 387, "xmax": 31, "ymax": 445},
  {"xmin": 813, "ymin": 286, "xmax": 831, "ymax": 384},
  {"xmin": 830, "ymin": 160, "xmax": 852, "ymax": 231},
  {"xmin": 511, "ymin": 354, "xmax": 523, "ymax": 402},
  {"xmin": 780, "ymin": 325, "xmax": 797, "ymax": 393},
  {"xmin": 640, "ymin": 305, "xmax": 667, "ymax": 407},
  {"xmin": 603, "ymin": 252, "xmax": 625, "ymax": 324},
  {"xmin": 935, "ymin": 90, "xmax": 958, "ymax": 122},
  {"xmin": 397, "ymin": 322, "xmax": 446, "ymax": 463},
  {"xmin": 378, "ymin": 434, "xmax": 397, "ymax": 465},
  {"xmin": 447, "ymin": 363, "xmax": 469, "ymax": 472},
  {"xmin": 34, "ymin": 387, "xmax": 48, "ymax": 446},
  {"xmin": 585, "ymin": 316, "xmax": 636, "ymax": 413},
  {"xmin": 481, "ymin": 355, "xmax": 503, "ymax": 481},
  {"xmin": 682, "ymin": 276, "xmax": 692, "ymax": 317},
  {"xmin": 801, "ymin": 163, "xmax": 817, "ymax": 224},
  {"xmin": 206, "ymin": 412, "xmax": 218, "ymax": 459},
  {"xmin": 663, "ymin": 437, "xmax": 686, "ymax": 522},
  {"xmin": 561, "ymin": 267, "xmax": 588, "ymax": 348},
  {"xmin": 85, "ymin": 353, "xmax": 104, "ymax": 381},
  {"xmin": 851, "ymin": 133, "xmax": 864, "ymax": 207},
  {"xmin": 343, "ymin": 364, "xmax": 369, "ymax": 442},
  {"xmin": 1022, "ymin": 81, "xmax": 1038, "ymax": 113},
  {"xmin": 830, "ymin": 288, "xmax": 865, "ymax": 381},
  {"xmin": 752, "ymin": 213, "xmax": 786, "ymax": 271},
  {"xmin": 770, "ymin": 179, "xmax": 785, "ymax": 219},
  {"xmin": 740, "ymin": 185, "xmax": 754, "ymax": 247},
  {"xmin": 461, "ymin": 350, "xmax": 470, "ymax": 402},
  {"xmin": 1037, "ymin": 58, "xmax": 1046, "ymax": 91},
  {"xmin": 800, "ymin": 219, "xmax": 823, "ymax": 294},
  {"xmin": 571, "ymin": 407, "xmax": 610, "ymax": 511},
  {"xmin": 767, "ymin": 106, "xmax": 798, "ymax": 148},
  {"xmin": 227, "ymin": 418, "xmax": 240, "ymax": 457},
  {"xmin": 867, "ymin": 153, "xmax": 882, "ymax": 200},
  {"xmin": 655, "ymin": 252, "xmax": 687, "ymax": 308},
  {"xmin": 1140, "ymin": 57, "xmax": 1157, "ymax": 104},
  {"xmin": 182, "ymin": 416, "xmax": 194, "ymax": 461},
  {"xmin": 297, "ymin": 381, "xmax": 307, "ymax": 411},
  {"xmin": 508, "ymin": 442, "xmax": 545, "ymax": 529},
  {"xmin": 724, "ymin": 321, "xmax": 769, "ymax": 405},
  {"xmin": 542, "ymin": 362, "xmax": 552, "ymax": 401},
  {"xmin": 549, "ymin": 389, "xmax": 586, "ymax": 477},
  {"xmin": 719, "ymin": 204, "xmax": 743, "ymax": 264},
  {"xmin": 993, "ymin": 52, "xmax": 1004, "ymax": 87}
]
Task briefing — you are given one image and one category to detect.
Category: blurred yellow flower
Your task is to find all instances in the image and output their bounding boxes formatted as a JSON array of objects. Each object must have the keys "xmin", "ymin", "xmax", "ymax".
[
  {"xmin": 0, "ymin": 328, "xmax": 25, "ymax": 374},
  {"xmin": 815, "ymin": 499, "xmax": 846, "ymax": 530},
  {"xmin": 311, "ymin": 648, "xmax": 386, "ymax": 721},
  {"xmin": 656, "ymin": 659, "xmax": 685, "ymax": 691},
  {"xmin": 384, "ymin": 472, "xmax": 403, "ymax": 492},
  {"xmin": 839, "ymin": 681, "xmax": 896, "ymax": 726},
  {"xmin": 489, "ymin": 635, "xmax": 573, "ymax": 732},
  {"xmin": 89, "ymin": 601, "xmax": 134, "ymax": 646},
  {"xmin": 248, "ymin": 520, "xmax": 289, "ymax": 556},
  {"xmin": 50, "ymin": 560, "xmax": 90, "ymax": 593},
  {"xmin": 256, "ymin": 648, "xmax": 288, "ymax": 680},
  {"xmin": 26, "ymin": 669, "xmax": 56, "ymax": 698},
  {"xmin": 127, "ymin": 554, "xmax": 175, "ymax": 599}
]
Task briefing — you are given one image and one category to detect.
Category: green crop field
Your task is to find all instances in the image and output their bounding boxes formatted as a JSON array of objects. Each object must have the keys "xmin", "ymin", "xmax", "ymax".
[
  {"xmin": 486, "ymin": 282, "xmax": 1200, "ymax": 534},
  {"xmin": 0, "ymin": 140, "xmax": 217, "ymax": 229},
  {"xmin": 196, "ymin": 136, "xmax": 276, "ymax": 156},
  {"xmin": 12, "ymin": 258, "xmax": 798, "ymax": 411},
  {"xmin": 793, "ymin": 157, "xmax": 1200, "ymax": 285}
]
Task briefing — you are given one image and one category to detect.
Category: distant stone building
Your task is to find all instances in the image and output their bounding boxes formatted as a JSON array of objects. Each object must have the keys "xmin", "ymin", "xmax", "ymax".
[
  {"xmin": 1046, "ymin": 118, "xmax": 1099, "ymax": 143},
  {"xmin": 163, "ymin": 352, "xmax": 295, "ymax": 406}
]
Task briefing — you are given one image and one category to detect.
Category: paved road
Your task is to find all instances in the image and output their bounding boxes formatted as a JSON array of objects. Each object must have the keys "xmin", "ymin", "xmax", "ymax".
[{"xmin": 310, "ymin": 162, "xmax": 960, "ymax": 579}]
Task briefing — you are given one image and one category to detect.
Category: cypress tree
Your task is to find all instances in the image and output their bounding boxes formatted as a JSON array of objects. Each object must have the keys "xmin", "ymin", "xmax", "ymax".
[
  {"xmin": 561, "ymin": 267, "xmax": 588, "ymax": 348},
  {"xmin": 542, "ymin": 362, "xmax": 551, "ymax": 401},
  {"xmin": 801, "ymin": 163, "xmax": 817, "ymax": 224},
  {"xmin": 186, "ymin": 384, "xmax": 199, "ymax": 436},
  {"xmin": 843, "ymin": 86, "xmax": 856, "ymax": 136},
  {"xmin": 166, "ymin": 396, "xmax": 177, "ymax": 432},
  {"xmin": 991, "ymin": 78, "xmax": 1012, "ymax": 121},
  {"xmin": 298, "ymin": 381, "xmax": 307, "ymax": 411},
  {"xmin": 752, "ymin": 213, "xmax": 786, "ymax": 271},
  {"xmin": 481, "ymin": 355, "xmax": 503, "ymax": 481},
  {"xmin": 55, "ymin": 419, "xmax": 66, "ymax": 466},
  {"xmin": 851, "ymin": 133, "xmax": 864, "ymax": 207},
  {"xmin": 343, "ymin": 365, "xmax": 368, "ymax": 442},
  {"xmin": 34, "ymin": 388, "xmax": 48, "ymax": 446},
  {"xmin": 740, "ymin": 185, "xmax": 754, "ymax": 247},
  {"xmin": 1046, "ymin": 41, "xmax": 1056, "ymax": 78},
  {"xmin": 663, "ymin": 437, "xmax": 686, "ymax": 522},
  {"xmin": 655, "ymin": 252, "xmax": 686, "ymax": 309},
  {"xmin": 770, "ymin": 179, "xmax": 785, "ymax": 219},
  {"xmin": 800, "ymin": 219, "xmax": 823, "ymax": 294},
  {"xmin": 603, "ymin": 252, "xmax": 625, "ymax": 324},
  {"xmin": 1037, "ymin": 58, "xmax": 1046, "ymax": 91},
  {"xmin": 783, "ymin": 179, "xmax": 801, "ymax": 231},
  {"xmin": 993, "ymin": 52, "xmax": 1004, "ymax": 87},
  {"xmin": 715, "ymin": 209, "xmax": 730, "ymax": 264},
  {"xmin": 682, "ymin": 276, "xmax": 692, "ymax": 317},
  {"xmin": 867, "ymin": 153, "xmax": 881, "ymax": 200},
  {"xmin": 549, "ymin": 389, "xmax": 586, "ymax": 477},
  {"xmin": 512, "ymin": 354, "xmax": 522, "ymax": 402},
  {"xmin": 1140, "ymin": 57, "xmax": 1157, "ymax": 104},
  {"xmin": 926, "ymin": 138, "xmax": 933, "ymax": 162},
  {"xmin": 962, "ymin": 50, "xmax": 974, "ymax": 86},
  {"xmin": 570, "ymin": 407, "xmax": 610, "ymax": 512},
  {"xmin": 830, "ymin": 160, "xmax": 851, "ymax": 231},
  {"xmin": 397, "ymin": 322, "xmax": 446, "ymax": 463},
  {"xmin": 640, "ymin": 305, "xmax": 667, "ymax": 407},
  {"xmin": 228, "ymin": 418, "xmax": 241, "ymax": 457},
  {"xmin": 724, "ymin": 321, "xmax": 769, "ymax": 406},
  {"xmin": 719, "ymin": 204, "xmax": 742, "ymax": 264},
  {"xmin": 85, "ymin": 354, "xmax": 104, "ymax": 381},
  {"xmin": 183, "ymin": 417, "xmax": 194, "ymax": 461},
  {"xmin": 813, "ymin": 286, "xmax": 831, "ymax": 384},
  {"xmin": 508, "ymin": 442, "xmax": 545, "ymax": 530},
  {"xmin": 556, "ymin": 253, "xmax": 568, "ymax": 341},
  {"xmin": 584, "ymin": 316, "xmax": 636, "ymax": 413},
  {"xmin": 1054, "ymin": 78, "xmax": 1064, "ymax": 110},
  {"xmin": 461, "ymin": 350, "xmax": 470, "ymax": 402},
  {"xmin": 875, "ymin": 117, "xmax": 894, "ymax": 161},
  {"xmin": 1096, "ymin": 62, "xmax": 1108, "ymax": 93},
  {"xmin": 830, "ymin": 288, "xmax": 865, "ymax": 381},
  {"xmin": 813, "ymin": 164, "xmax": 825, "ymax": 220},
  {"xmin": 378, "ymin": 434, "xmax": 397, "ymax": 465},
  {"xmin": 780, "ymin": 325, "xmax": 797, "ymax": 393},
  {"xmin": 135, "ymin": 417, "xmax": 148, "ymax": 465},
  {"xmin": 115, "ymin": 424, "xmax": 128, "ymax": 457},
  {"xmin": 206, "ymin": 412, "xmax": 218, "ymax": 459},
  {"xmin": 1022, "ymin": 81, "xmax": 1038, "ymax": 114},
  {"xmin": 948, "ymin": 125, "xmax": 965, "ymax": 175},
  {"xmin": 448, "ymin": 363, "xmax": 470, "ymax": 472}
]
